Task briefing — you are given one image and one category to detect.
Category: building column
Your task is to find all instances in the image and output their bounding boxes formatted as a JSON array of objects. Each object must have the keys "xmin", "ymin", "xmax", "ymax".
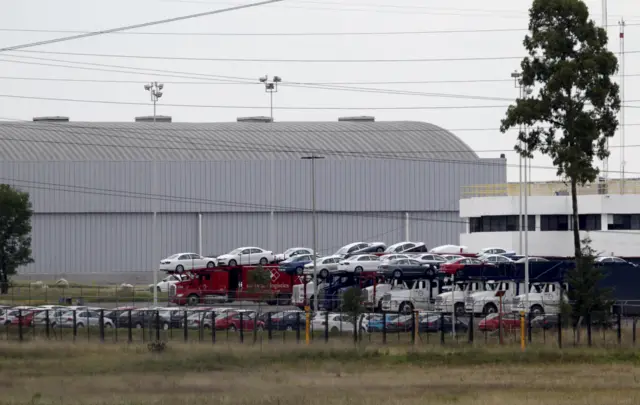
[
  {"xmin": 198, "ymin": 213, "xmax": 203, "ymax": 255},
  {"xmin": 535, "ymin": 215, "xmax": 540, "ymax": 232},
  {"xmin": 601, "ymin": 214, "xmax": 608, "ymax": 231}
]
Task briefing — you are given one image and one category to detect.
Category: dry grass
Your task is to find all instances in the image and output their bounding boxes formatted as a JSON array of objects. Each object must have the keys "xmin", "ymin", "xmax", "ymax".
[{"xmin": 1, "ymin": 342, "xmax": 640, "ymax": 404}]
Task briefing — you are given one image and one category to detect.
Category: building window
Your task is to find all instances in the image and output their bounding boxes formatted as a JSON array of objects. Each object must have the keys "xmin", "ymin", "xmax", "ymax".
[
  {"xmin": 573, "ymin": 214, "xmax": 601, "ymax": 231},
  {"xmin": 470, "ymin": 217, "xmax": 482, "ymax": 233},
  {"xmin": 541, "ymin": 215, "xmax": 569, "ymax": 231},
  {"xmin": 469, "ymin": 215, "xmax": 536, "ymax": 233},
  {"xmin": 609, "ymin": 214, "xmax": 640, "ymax": 230}
]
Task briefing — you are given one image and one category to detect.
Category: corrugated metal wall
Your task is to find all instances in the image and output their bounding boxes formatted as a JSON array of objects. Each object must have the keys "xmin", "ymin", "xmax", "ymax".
[
  {"xmin": 9, "ymin": 158, "xmax": 504, "ymax": 276},
  {"xmin": 0, "ymin": 159, "xmax": 505, "ymax": 213}
]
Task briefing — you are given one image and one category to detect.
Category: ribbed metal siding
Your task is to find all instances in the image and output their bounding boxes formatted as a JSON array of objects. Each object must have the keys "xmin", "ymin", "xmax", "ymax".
[{"xmin": 0, "ymin": 159, "xmax": 506, "ymax": 214}]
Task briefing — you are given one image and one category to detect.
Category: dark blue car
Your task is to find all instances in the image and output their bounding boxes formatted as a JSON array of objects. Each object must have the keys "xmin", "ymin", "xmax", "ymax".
[{"xmin": 279, "ymin": 254, "xmax": 314, "ymax": 275}]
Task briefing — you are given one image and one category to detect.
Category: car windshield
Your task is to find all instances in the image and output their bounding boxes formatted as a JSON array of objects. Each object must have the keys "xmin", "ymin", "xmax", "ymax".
[
  {"xmin": 228, "ymin": 248, "xmax": 242, "ymax": 255},
  {"xmin": 167, "ymin": 254, "xmax": 180, "ymax": 259},
  {"xmin": 484, "ymin": 313, "xmax": 501, "ymax": 320}
]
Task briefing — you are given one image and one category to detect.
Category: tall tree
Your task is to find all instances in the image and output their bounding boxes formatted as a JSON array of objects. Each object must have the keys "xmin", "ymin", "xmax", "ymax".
[
  {"xmin": 0, "ymin": 185, "xmax": 34, "ymax": 293},
  {"xmin": 500, "ymin": 0, "xmax": 620, "ymax": 258}
]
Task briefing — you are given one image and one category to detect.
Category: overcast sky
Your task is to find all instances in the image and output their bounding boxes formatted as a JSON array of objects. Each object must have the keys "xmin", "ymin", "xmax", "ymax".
[{"xmin": 1, "ymin": 0, "xmax": 638, "ymax": 182}]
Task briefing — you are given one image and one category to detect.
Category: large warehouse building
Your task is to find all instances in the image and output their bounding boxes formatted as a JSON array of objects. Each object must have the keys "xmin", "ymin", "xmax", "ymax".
[{"xmin": 0, "ymin": 116, "xmax": 506, "ymax": 283}]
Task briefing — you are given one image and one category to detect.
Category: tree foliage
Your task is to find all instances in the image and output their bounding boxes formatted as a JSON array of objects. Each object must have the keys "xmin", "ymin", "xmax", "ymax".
[
  {"xmin": 340, "ymin": 287, "xmax": 363, "ymax": 321},
  {"xmin": 247, "ymin": 265, "xmax": 271, "ymax": 293},
  {"xmin": 565, "ymin": 237, "xmax": 613, "ymax": 321},
  {"xmin": 0, "ymin": 185, "xmax": 33, "ymax": 293},
  {"xmin": 500, "ymin": 0, "xmax": 620, "ymax": 257}
]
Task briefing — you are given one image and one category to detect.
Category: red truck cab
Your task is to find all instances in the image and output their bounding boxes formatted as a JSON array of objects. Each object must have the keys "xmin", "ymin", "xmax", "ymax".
[{"xmin": 172, "ymin": 265, "xmax": 302, "ymax": 306}]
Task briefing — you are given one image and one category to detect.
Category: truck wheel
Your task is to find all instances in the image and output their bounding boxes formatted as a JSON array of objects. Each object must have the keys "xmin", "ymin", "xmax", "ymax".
[
  {"xmin": 176, "ymin": 265, "xmax": 184, "ymax": 273},
  {"xmin": 157, "ymin": 286, "xmax": 162, "ymax": 292},
  {"xmin": 187, "ymin": 294, "xmax": 200, "ymax": 306},
  {"xmin": 206, "ymin": 261, "xmax": 215, "ymax": 268},
  {"xmin": 376, "ymin": 247, "xmax": 384, "ymax": 252},
  {"xmin": 399, "ymin": 302, "xmax": 414, "ymax": 314},
  {"xmin": 259, "ymin": 257, "xmax": 268, "ymax": 265},
  {"xmin": 319, "ymin": 269, "xmax": 329, "ymax": 279},
  {"xmin": 229, "ymin": 259, "xmax": 237, "ymax": 267},
  {"xmin": 483, "ymin": 303, "xmax": 498, "ymax": 315},
  {"xmin": 531, "ymin": 305, "xmax": 544, "ymax": 317},
  {"xmin": 354, "ymin": 266, "xmax": 363, "ymax": 274},
  {"xmin": 228, "ymin": 325, "xmax": 237, "ymax": 332},
  {"xmin": 454, "ymin": 303, "xmax": 465, "ymax": 317},
  {"xmin": 296, "ymin": 267, "xmax": 303, "ymax": 275},
  {"xmin": 393, "ymin": 270, "xmax": 403, "ymax": 279},
  {"xmin": 377, "ymin": 300, "xmax": 383, "ymax": 313}
]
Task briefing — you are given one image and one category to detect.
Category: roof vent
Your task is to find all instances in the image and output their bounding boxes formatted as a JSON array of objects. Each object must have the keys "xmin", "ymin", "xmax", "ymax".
[
  {"xmin": 135, "ymin": 115, "xmax": 172, "ymax": 123},
  {"xmin": 338, "ymin": 116, "xmax": 375, "ymax": 122},
  {"xmin": 500, "ymin": 153, "xmax": 506, "ymax": 159},
  {"xmin": 32, "ymin": 116, "xmax": 69, "ymax": 122},
  {"xmin": 237, "ymin": 116, "xmax": 273, "ymax": 123}
]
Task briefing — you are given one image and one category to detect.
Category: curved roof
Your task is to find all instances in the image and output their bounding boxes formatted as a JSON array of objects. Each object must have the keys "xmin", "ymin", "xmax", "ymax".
[{"xmin": 0, "ymin": 120, "xmax": 478, "ymax": 161}]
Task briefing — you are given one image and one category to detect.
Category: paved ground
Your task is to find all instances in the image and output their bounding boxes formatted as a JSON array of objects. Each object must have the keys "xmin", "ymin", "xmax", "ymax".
[
  {"xmin": 14, "ymin": 271, "xmax": 157, "ymax": 285},
  {"xmin": 87, "ymin": 300, "xmax": 301, "ymax": 313}
]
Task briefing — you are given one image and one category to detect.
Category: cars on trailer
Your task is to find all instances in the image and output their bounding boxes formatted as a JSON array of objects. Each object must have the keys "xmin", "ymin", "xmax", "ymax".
[
  {"xmin": 442, "ymin": 254, "xmax": 465, "ymax": 262},
  {"xmin": 216, "ymin": 247, "xmax": 275, "ymax": 266},
  {"xmin": 274, "ymin": 247, "xmax": 314, "ymax": 262},
  {"xmin": 440, "ymin": 257, "xmax": 488, "ymax": 274},
  {"xmin": 335, "ymin": 242, "xmax": 385, "ymax": 257},
  {"xmin": 414, "ymin": 254, "xmax": 448, "ymax": 267},
  {"xmin": 480, "ymin": 254, "xmax": 514, "ymax": 264},
  {"xmin": 159, "ymin": 253, "xmax": 217, "ymax": 272},
  {"xmin": 279, "ymin": 254, "xmax": 314, "ymax": 275},
  {"xmin": 378, "ymin": 258, "xmax": 436, "ymax": 279},
  {"xmin": 595, "ymin": 256, "xmax": 638, "ymax": 267},
  {"xmin": 514, "ymin": 257, "xmax": 548, "ymax": 263},
  {"xmin": 384, "ymin": 241, "xmax": 428, "ymax": 254},
  {"xmin": 430, "ymin": 245, "xmax": 468, "ymax": 254},
  {"xmin": 478, "ymin": 247, "xmax": 516, "ymax": 257},
  {"xmin": 337, "ymin": 254, "xmax": 380, "ymax": 273},
  {"xmin": 378, "ymin": 254, "xmax": 411, "ymax": 266},
  {"xmin": 302, "ymin": 255, "xmax": 342, "ymax": 278}
]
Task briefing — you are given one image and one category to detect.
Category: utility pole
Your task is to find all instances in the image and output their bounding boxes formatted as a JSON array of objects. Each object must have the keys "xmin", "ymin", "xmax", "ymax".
[
  {"xmin": 259, "ymin": 75, "xmax": 282, "ymax": 252},
  {"xmin": 301, "ymin": 153, "xmax": 324, "ymax": 313},
  {"xmin": 511, "ymin": 71, "xmax": 524, "ymax": 254},
  {"xmin": 145, "ymin": 81, "xmax": 164, "ymax": 306}
]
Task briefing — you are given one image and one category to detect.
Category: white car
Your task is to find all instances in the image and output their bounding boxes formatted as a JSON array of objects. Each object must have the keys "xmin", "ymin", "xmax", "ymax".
[
  {"xmin": 149, "ymin": 274, "xmax": 188, "ymax": 293},
  {"xmin": 442, "ymin": 254, "xmax": 465, "ymax": 262},
  {"xmin": 378, "ymin": 254, "xmax": 410, "ymax": 266},
  {"xmin": 595, "ymin": 256, "xmax": 637, "ymax": 266},
  {"xmin": 478, "ymin": 247, "xmax": 516, "ymax": 256},
  {"xmin": 515, "ymin": 257, "xmax": 549, "ymax": 263},
  {"xmin": 430, "ymin": 245, "xmax": 468, "ymax": 254},
  {"xmin": 58, "ymin": 310, "xmax": 115, "ymax": 328},
  {"xmin": 217, "ymin": 247, "xmax": 275, "ymax": 266},
  {"xmin": 414, "ymin": 254, "xmax": 448, "ymax": 265},
  {"xmin": 302, "ymin": 255, "xmax": 342, "ymax": 278},
  {"xmin": 274, "ymin": 247, "xmax": 314, "ymax": 262},
  {"xmin": 159, "ymin": 253, "xmax": 217, "ymax": 272},
  {"xmin": 311, "ymin": 313, "xmax": 354, "ymax": 333},
  {"xmin": 337, "ymin": 254, "xmax": 380, "ymax": 273},
  {"xmin": 334, "ymin": 242, "xmax": 370, "ymax": 257},
  {"xmin": 481, "ymin": 254, "xmax": 514, "ymax": 264}
]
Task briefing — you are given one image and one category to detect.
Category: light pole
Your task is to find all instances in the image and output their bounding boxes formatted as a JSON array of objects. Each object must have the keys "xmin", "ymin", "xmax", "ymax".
[
  {"xmin": 301, "ymin": 153, "xmax": 324, "ymax": 313},
  {"xmin": 511, "ymin": 71, "xmax": 524, "ymax": 254},
  {"xmin": 259, "ymin": 75, "xmax": 282, "ymax": 252},
  {"xmin": 145, "ymin": 81, "xmax": 164, "ymax": 306}
]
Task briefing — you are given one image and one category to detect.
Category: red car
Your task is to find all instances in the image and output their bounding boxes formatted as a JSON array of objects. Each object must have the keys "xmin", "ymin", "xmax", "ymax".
[
  {"xmin": 478, "ymin": 313, "xmax": 521, "ymax": 332},
  {"xmin": 214, "ymin": 311, "xmax": 265, "ymax": 331},
  {"xmin": 440, "ymin": 258, "xmax": 491, "ymax": 275},
  {"xmin": 10, "ymin": 311, "xmax": 34, "ymax": 327}
]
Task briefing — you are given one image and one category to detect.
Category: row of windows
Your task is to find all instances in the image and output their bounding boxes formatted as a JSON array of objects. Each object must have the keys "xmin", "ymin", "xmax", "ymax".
[{"xmin": 469, "ymin": 214, "xmax": 602, "ymax": 233}]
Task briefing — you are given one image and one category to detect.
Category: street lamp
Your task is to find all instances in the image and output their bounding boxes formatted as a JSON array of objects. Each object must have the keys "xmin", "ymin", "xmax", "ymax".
[
  {"xmin": 511, "ymin": 71, "xmax": 524, "ymax": 255},
  {"xmin": 259, "ymin": 75, "xmax": 282, "ymax": 122},
  {"xmin": 301, "ymin": 153, "xmax": 324, "ymax": 313},
  {"xmin": 145, "ymin": 81, "xmax": 164, "ymax": 306},
  {"xmin": 259, "ymin": 75, "xmax": 282, "ymax": 252}
]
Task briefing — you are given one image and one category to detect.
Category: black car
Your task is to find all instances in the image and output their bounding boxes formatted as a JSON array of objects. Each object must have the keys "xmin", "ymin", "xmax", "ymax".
[
  {"xmin": 260, "ymin": 310, "xmax": 305, "ymax": 331},
  {"xmin": 118, "ymin": 309, "xmax": 181, "ymax": 330},
  {"xmin": 418, "ymin": 314, "xmax": 468, "ymax": 333},
  {"xmin": 414, "ymin": 254, "xmax": 448, "ymax": 268},
  {"xmin": 378, "ymin": 258, "xmax": 437, "ymax": 279},
  {"xmin": 384, "ymin": 242, "xmax": 429, "ymax": 254}
]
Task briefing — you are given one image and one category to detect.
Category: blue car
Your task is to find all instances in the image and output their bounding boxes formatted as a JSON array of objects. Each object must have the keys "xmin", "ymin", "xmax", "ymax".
[
  {"xmin": 366, "ymin": 314, "xmax": 401, "ymax": 332},
  {"xmin": 279, "ymin": 254, "xmax": 314, "ymax": 275}
]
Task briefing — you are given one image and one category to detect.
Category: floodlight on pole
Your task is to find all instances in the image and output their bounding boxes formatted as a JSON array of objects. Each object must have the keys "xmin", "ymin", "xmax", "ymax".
[
  {"xmin": 144, "ymin": 81, "xmax": 165, "ymax": 307},
  {"xmin": 511, "ymin": 71, "xmax": 524, "ymax": 255}
]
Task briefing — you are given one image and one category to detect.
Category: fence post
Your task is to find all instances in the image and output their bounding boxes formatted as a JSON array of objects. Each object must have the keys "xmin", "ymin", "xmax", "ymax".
[
  {"xmin": 73, "ymin": 310, "xmax": 77, "ymax": 341},
  {"xmin": 127, "ymin": 310, "xmax": 132, "ymax": 343},
  {"xmin": 440, "ymin": 312, "xmax": 445, "ymax": 345},
  {"xmin": 267, "ymin": 312, "xmax": 272, "ymax": 341},
  {"xmin": 527, "ymin": 311, "xmax": 532, "ymax": 343},
  {"xmin": 587, "ymin": 313, "xmax": 592, "ymax": 347},
  {"xmin": 557, "ymin": 313, "xmax": 562, "ymax": 349},
  {"xmin": 239, "ymin": 312, "xmax": 244, "ymax": 344},
  {"xmin": 324, "ymin": 311, "xmax": 329, "ymax": 343},
  {"xmin": 18, "ymin": 309, "xmax": 23, "ymax": 342},
  {"xmin": 212, "ymin": 311, "xmax": 216, "ymax": 344},
  {"xmin": 155, "ymin": 311, "xmax": 160, "ymax": 342},
  {"xmin": 183, "ymin": 311, "xmax": 188, "ymax": 342},
  {"xmin": 99, "ymin": 309, "xmax": 105, "ymax": 343},
  {"xmin": 353, "ymin": 313, "xmax": 358, "ymax": 345},
  {"xmin": 382, "ymin": 313, "xmax": 387, "ymax": 345},
  {"xmin": 411, "ymin": 311, "xmax": 416, "ymax": 346},
  {"xmin": 45, "ymin": 310, "xmax": 50, "ymax": 340},
  {"xmin": 296, "ymin": 312, "xmax": 301, "ymax": 343},
  {"xmin": 468, "ymin": 312, "xmax": 474, "ymax": 344},
  {"xmin": 617, "ymin": 311, "xmax": 622, "ymax": 345},
  {"xmin": 633, "ymin": 318, "xmax": 637, "ymax": 346}
]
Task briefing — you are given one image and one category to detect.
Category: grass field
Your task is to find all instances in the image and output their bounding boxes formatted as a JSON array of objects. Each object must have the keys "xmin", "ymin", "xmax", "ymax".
[
  {"xmin": 2, "ymin": 342, "xmax": 640, "ymax": 405},
  {"xmin": 1, "ymin": 281, "xmax": 155, "ymax": 305}
]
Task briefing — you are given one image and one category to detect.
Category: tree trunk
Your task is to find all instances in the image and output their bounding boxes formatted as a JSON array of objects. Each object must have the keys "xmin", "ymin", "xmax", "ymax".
[{"xmin": 570, "ymin": 177, "xmax": 581, "ymax": 258}]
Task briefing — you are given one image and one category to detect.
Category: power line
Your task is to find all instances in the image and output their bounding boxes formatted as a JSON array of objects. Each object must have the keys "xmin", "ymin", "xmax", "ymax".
[
  {"xmin": 18, "ymin": 49, "xmax": 640, "ymax": 63},
  {"xmin": 0, "ymin": 0, "xmax": 285, "ymax": 53}
]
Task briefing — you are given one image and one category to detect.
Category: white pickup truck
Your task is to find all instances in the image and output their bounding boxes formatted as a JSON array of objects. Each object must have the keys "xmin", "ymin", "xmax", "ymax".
[
  {"xmin": 380, "ymin": 279, "xmax": 442, "ymax": 313},
  {"xmin": 464, "ymin": 280, "xmax": 526, "ymax": 315}
]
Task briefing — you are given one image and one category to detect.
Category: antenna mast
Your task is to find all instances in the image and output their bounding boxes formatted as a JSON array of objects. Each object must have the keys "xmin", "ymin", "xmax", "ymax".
[{"xmin": 620, "ymin": 18, "xmax": 626, "ymax": 194}]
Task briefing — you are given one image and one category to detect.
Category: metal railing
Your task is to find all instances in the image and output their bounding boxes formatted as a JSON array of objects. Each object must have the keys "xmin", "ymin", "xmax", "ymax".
[{"xmin": 461, "ymin": 178, "xmax": 640, "ymax": 198}]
